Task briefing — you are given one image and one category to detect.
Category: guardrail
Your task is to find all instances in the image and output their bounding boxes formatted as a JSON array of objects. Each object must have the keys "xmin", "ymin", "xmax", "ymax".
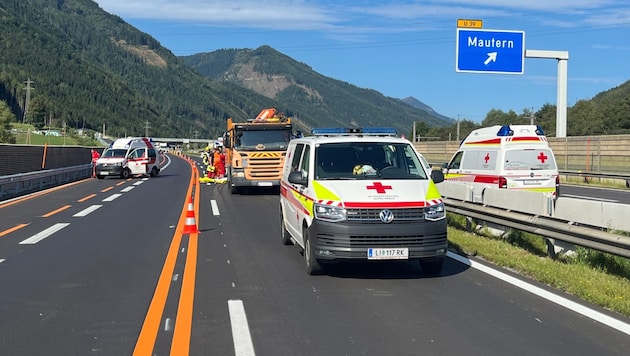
[
  {"xmin": 0, "ymin": 164, "xmax": 93, "ymax": 201},
  {"xmin": 438, "ymin": 180, "xmax": 630, "ymax": 259},
  {"xmin": 559, "ymin": 170, "xmax": 630, "ymax": 188},
  {"xmin": 444, "ymin": 198, "xmax": 630, "ymax": 259}
]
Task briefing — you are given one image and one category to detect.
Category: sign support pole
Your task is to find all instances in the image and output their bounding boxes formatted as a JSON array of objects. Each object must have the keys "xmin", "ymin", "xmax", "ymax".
[{"xmin": 525, "ymin": 50, "xmax": 569, "ymax": 138}]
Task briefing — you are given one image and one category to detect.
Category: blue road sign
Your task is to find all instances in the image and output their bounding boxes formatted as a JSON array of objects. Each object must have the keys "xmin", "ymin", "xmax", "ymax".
[{"xmin": 456, "ymin": 28, "xmax": 525, "ymax": 74}]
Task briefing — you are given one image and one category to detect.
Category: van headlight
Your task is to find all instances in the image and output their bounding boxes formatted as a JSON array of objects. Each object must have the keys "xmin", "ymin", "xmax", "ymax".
[
  {"xmin": 424, "ymin": 202, "xmax": 445, "ymax": 221},
  {"xmin": 314, "ymin": 203, "xmax": 347, "ymax": 222}
]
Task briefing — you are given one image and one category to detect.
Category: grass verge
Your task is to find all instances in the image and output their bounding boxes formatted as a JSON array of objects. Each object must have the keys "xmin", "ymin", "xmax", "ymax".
[{"xmin": 446, "ymin": 214, "xmax": 630, "ymax": 318}]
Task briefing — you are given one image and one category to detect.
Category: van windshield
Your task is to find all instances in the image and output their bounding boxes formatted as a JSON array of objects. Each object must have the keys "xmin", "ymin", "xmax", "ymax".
[
  {"xmin": 503, "ymin": 149, "xmax": 557, "ymax": 171},
  {"xmin": 315, "ymin": 142, "xmax": 428, "ymax": 180},
  {"xmin": 101, "ymin": 149, "xmax": 127, "ymax": 158}
]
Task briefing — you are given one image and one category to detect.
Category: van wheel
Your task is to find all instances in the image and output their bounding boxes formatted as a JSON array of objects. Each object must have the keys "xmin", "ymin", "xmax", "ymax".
[
  {"xmin": 280, "ymin": 208, "xmax": 292, "ymax": 245},
  {"xmin": 304, "ymin": 227, "xmax": 323, "ymax": 275},
  {"xmin": 419, "ymin": 258, "xmax": 444, "ymax": 276},
  {"xmin": 96, "ymin": 175, "xmax": 104, "ymax": 180},
  {"xmin": 150, "ymin": 167, "xmax": 159, "ymax": 177},
  {"xmin": 121, "ymin": 168, "xmax": 131, "ymax": 179}
]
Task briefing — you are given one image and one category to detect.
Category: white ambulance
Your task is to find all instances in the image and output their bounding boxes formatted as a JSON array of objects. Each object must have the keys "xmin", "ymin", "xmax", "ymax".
[
  {"xmin": 95, "ymin": 137, "xmax": 161, "ymax": 179},
  {"xmin": 279, "ymin": 127, "xmax": 447, "ymax": 275},
  {"xmin": 442, "ymin": 125, "xmax": 559, "ymax": 202}
]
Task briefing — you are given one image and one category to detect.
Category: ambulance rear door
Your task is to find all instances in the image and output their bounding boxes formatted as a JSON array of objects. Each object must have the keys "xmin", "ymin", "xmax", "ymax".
[{"xmin": 502, "ymin": 148, "xmax": 558, "ymax": 193}]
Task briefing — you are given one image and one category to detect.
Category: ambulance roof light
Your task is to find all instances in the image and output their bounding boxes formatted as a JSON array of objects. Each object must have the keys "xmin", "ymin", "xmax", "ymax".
[
  {"xmin": 496, "ymin": 126, "xmax": 514, "ymax": 136},
  {"xmin": 311, "ymin": 127, "xmax": 397, "ymax": 137},
  {"xmin": 496, "ymin": 125, "xmax": 546, "ymax": 137}
]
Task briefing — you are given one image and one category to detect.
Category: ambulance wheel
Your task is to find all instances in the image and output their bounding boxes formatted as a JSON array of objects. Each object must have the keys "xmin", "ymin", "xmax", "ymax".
[
  {"xmin": 419, "ymin": 257, "xmax": 444, "ymax": 275},
  {"xmin": 121, "ymin": 168, "xmax": 131, "ymax": 179},
  {"xmin": 96, "ymin": 175, "xmax": 105, "ymax": 180},
  {"xmin": 303, "ymin": 227, "xmax": 323, "ymax": 275},
  {"xmin": 150, "ymin": 167, "xmax": 159, "ymax": 177},
  {"xmin": 280, "ymin": 208, "xmax": 292, "ymax": 245}
]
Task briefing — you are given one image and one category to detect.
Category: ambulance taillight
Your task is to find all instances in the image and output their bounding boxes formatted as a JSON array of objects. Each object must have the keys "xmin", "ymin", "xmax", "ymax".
[{"xmin": 498, "ymin": 176, "xmax": 508, "ymax": 189}]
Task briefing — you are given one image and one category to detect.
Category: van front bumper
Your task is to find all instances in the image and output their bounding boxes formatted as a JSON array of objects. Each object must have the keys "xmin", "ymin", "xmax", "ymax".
[
  {"xmin": 95, "ymin": 165, "xmax": 123, "ymax": 177},
  {"xmin": 309, "ymin": 219, "xmax": 447, "ymax": 261}
]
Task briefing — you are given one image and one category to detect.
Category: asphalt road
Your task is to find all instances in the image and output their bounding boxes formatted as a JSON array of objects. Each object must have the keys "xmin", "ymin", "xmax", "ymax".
[{"xmin": 0, "ymin": 154, "xmax": 628, "ymax": 355}]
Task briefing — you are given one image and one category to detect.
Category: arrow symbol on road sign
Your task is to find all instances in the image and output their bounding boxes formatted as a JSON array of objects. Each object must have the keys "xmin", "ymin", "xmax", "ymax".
[{"xmin": 484, "ymin": 52, "xmax": 497, "ymax": 65}]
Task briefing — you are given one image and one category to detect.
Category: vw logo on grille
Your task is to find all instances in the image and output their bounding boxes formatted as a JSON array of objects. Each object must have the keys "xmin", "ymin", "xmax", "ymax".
[{"xmin": 379, "ymin": 209, "xmax": 394, "ymax": 223}]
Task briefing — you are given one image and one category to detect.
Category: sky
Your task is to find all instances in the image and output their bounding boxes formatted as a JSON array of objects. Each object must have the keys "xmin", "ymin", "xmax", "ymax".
[{"xmin": 93, "ymin": 0, "xmax": 630, "ymax": 123}]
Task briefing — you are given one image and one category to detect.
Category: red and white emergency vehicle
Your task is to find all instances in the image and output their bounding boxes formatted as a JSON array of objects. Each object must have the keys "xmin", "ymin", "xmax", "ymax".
[
  {"xmin": 443, "ymin": 124, "xmax": 559, "ymax": 202},
  {"xmin": 280, "ymin": 127, "xmax": 447, "ymax": 275},
  {"xmin": 94, "ymin": 137, "xmax": 160, "ymax": 179}
]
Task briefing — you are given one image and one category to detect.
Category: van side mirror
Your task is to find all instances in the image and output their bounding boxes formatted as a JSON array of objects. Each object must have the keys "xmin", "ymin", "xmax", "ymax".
[
  {"xmin": 431, "ymin": 169, "xmax": 445, "ymax": 184},
  {"xmin": 288, "ymin": 171, "xmax": 307, "ymax": 186},
  {"xmin": 223, "ymin": 138, "xmax": 231, "ymax": 149}
]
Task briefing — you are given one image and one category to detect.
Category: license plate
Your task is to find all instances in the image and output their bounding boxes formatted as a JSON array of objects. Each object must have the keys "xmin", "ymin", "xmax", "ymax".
[
  {"xmin": 257, "ymin": 182, "xmax": 273, "ymax": 186},
  {"xmin": 101, "ymin": 172, "xmax": 109, "ymax": 175},
  {"xmin": 523, "ymin": 179, "xmax": 542, "ymax": 185},
  {"xmin": 367, "ymin": 248, "xmax": 409, "ymax": 260}
]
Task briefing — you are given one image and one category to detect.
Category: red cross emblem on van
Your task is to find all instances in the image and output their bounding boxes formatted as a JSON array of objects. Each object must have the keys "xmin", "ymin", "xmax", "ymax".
[
  {"xmin": 537, "ymin": 152, "xmax": 548, "ymax": 163},
  {"xmin": 367, "ymin": 182, "xmax": 393, "ymax": 194}
]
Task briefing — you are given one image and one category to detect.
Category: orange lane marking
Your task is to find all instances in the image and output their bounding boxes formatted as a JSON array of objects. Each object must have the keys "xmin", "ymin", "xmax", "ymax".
[
  {"xmin": 133, "ymin": 160, "xmax": 196, "ymax": 356},
  {"xmin": 78, "ymin": 194, "xmax": 97, "ymax": 203},
  {"xmin": 41, "ymin": 205, "xmax": 72, "ymax": 218},
  {"xmin": 171, "ymin": 177, "xmax": 200, "ymax": 355},
  {"xmin": 101, "ymin": 186, "xmax": 113, "ymax": 193},
  {"xmin": 0, "ymin": 223, "xmax": 29, "ymax": 238},
  {"xmin": 116, "ymin": 181, "xmax": 126, "ymax": 186}
]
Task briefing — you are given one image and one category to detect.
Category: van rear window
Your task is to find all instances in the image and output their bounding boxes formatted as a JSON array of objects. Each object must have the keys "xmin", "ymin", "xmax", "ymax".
[{"xmin": 504, "ymin": 149, "xmax": 557, "ymax": 170}]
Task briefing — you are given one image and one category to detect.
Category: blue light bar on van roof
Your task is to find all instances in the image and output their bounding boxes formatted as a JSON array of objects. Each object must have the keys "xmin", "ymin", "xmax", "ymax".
[
  {"xmin": 496, "ymin": 125, "xmax": 546, "ymax": 137},
  {"xmin": 311, "ymin": 127, "xmax": 397, "ymax": 136}
]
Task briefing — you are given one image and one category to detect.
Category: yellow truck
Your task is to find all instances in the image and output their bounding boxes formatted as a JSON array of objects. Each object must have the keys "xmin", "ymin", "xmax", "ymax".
[{"xmin": 223, "ymin": 108, "xmax": 293, "ymax": 193}]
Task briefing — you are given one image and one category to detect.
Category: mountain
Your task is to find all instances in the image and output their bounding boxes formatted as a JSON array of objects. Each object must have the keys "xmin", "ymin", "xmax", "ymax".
[
  {"xmin": 180, "ymin": 46, "xmax": 454, "ymax": 135},
  {"xmin": 400, "ymin": 97, "xmax": 454, "ymax": 123},
  {"xmin": 0, "ymin": 0, "xmax": 276, "ymax": 139}
]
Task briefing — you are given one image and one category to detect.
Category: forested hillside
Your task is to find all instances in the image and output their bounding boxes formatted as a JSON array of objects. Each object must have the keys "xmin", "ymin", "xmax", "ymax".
[
  {"xmin": 0, "ymin": 0, "xmax": 280, "ymax": 139},
  {"xmin": 420, "ymin": 80, "xmax": 630, "ymax": 141},
  {"xmin": 0, "ymin": 0, "xmax": 451, "ymax": 142},
  {"xmin": 181, "ymin": 46, "xmax": 454, "ymax": 134}
]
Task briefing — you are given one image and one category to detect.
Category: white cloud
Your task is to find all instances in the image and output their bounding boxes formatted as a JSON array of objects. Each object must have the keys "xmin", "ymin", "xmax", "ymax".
[{"xmin": 94, "ymin": 0, "xmax": 630, "ymax": 33}]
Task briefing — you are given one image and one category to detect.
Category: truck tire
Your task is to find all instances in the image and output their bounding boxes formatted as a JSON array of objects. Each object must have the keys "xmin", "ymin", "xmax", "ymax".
[{"xmin": 304, "ymin": 227, "xmax": 323, "ymax": 275}]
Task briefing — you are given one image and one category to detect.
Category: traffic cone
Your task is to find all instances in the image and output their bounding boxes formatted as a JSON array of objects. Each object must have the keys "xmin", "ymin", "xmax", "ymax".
[{"xmin": 182, "ymin": 196, "xmax": 199, "ymax": 234}]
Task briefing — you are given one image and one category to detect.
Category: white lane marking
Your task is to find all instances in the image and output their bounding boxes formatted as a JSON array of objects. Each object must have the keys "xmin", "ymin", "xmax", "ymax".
[
  {"xmin": 228, "ymin": 299, "xmax": 255, "ymax": 356},
  {"xmin": 211, "ymin": 200, "xmax": 220, "ymax": 216},
  {"xmin": 103, "ymin": 194, "xmax": 122, "ymax": 202},
  {"xmin": 447, "ymin": 251, "xmax": 630, "ymax": 336},
  {"xmin": 19, "ymin": 223, "xmax": 70, "ymax": 245},
  {"xmin": 0, "ymin": 259, "xmax": 5, "ymax": 264},
  {"xmin": 561, "ymin": 194, "xmax": 618, "ymax": 202},
  {"xmin": 121, "ymin": 186, "xmax": 135, "ymax": 192},
  {"xmin": 73, "ymin": 205, "xmax": 102, "ymax": 217},
  {"xmin": 133, "ymin": 181, "xmax": 144, "ymax": 186}
]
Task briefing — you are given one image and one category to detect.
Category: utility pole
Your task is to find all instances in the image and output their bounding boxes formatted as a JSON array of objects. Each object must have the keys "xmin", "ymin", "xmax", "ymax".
[
  {"xmin": 23, "ymin": 78, "xmax": 35, "ymax": 123},
  {"xmin": 456, "ymin": 115, "xmax": 461, "ymax": 142},
  {"xmin": 530, "ymin": 107, "xmax": 535, "ymax": 125},
  {"xmin": 144, "ymin": 121, "xmax": 151, "ymax": 137}
]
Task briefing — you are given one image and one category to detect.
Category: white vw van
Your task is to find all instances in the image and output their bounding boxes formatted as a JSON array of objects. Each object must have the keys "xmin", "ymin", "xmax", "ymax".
[
  {"xmin": 279, "ymin": 127, "xmax": 447, "ymax": 275},
  {"xmin": 95, "ymin": 137, "xmax": 160, "ymax": 179},
  {"xmin": 443, "ymin": 125, "xmax": 559, "ymax": 202}
]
